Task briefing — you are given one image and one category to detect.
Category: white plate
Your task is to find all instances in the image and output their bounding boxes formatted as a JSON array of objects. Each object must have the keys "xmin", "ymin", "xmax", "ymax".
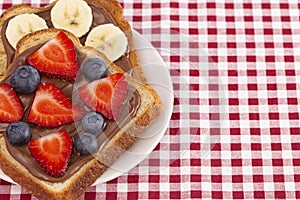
[{"xmin": 0, "ymin": 30, "xmax": 174, "ymax": 185}]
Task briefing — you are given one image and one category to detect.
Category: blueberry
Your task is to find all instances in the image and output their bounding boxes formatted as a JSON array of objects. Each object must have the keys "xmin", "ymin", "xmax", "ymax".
[
  {"xmin": 81, "ymin": 112, "xmax": 104, "ymax": 134},
  {"xmin": 75, "ymin": 132, "xmax": 99, "ymax": 155},
  {"xmin": 82, "ymin": 57, "xmax": 108, "ymax": 81},
  {"xmin": 6, "ymin": 121, "xmax": 32, "ymax": 146},
  {"xmin": 10, "ymin": 65, "xmax": 40, "ymax": 94}
]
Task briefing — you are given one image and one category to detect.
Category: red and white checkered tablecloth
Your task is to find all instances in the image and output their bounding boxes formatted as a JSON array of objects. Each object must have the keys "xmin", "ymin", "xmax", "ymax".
[{"xmin": 1, "ymin": 0, "xmax": 300, "ymax": 199}]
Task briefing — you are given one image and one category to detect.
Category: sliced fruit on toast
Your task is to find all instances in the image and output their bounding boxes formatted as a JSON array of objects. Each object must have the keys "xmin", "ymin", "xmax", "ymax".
[
  {"xmin": 29, "ymin": 129, "xmax": 73, "ymax": 178},
  {"xmin": 27, "ymin": 32, "xmax": 80, "ymax": 82},
  {"xmin": 27, "ymin": 82, "xmax": 83, "ymax": 128},
  {"xmin": 51, "ymin": 0, "xmax": 93, "ymax": 38},
  {"xmin": 6, "ymin": 13, "xmax": 48, "ymax": 49},
  {"xmin": 78, "ymin": 73, "xmax": 128, "ymax": 120},
  {"xmin": 0, "ymin": 83, "xmax": 23, "ymax": 123}
]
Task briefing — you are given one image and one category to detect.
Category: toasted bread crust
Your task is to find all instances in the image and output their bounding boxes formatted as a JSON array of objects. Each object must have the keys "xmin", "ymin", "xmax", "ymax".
[
  {"xmin": 0, "ymin": 29, "xmax": 162, "ymax": 200},
  {"xmin": 0, "ymin": 0, "xmax": 148, "ymax": 83}
]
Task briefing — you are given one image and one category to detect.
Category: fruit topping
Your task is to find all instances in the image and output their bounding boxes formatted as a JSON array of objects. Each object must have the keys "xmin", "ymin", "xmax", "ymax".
[
  {"xmin": 6, "ymin": 13, "xmax": 48, "ymax": 49},
  {"xmin": 10, "ymin": 65, "xmax": 40, "ymax": 94},
  {"xmin": 82, "ymin": 57, "xmax": 108, "ymax": 81},
  {"xmin": 78, "ymin": 73, "xmax": 128, "ymax": 120},
  {"xmin": 81, "ymin": 112, "xmax": 104, "ymax": 134},
  {"xmin": 51, "ymin": 0, "xmax": 93, "ymax": 38},
  {"xmin": 0, "ymin": 83, "xmax": 23, "ymax": 123},
  {"xmin": 6, "ymin": 121, "xmax": 31, "ymax": 146},
  {"xmin": 85, "ymin": 23, "xmax": 128, "ymax": 62},
  {"xmin": 75, "ymin": 132, "xmax": 99, "ymax": 155},
  {"xmin": 27, "ymin": 82, "xmax": 83, "ymax": 127},
  {"xmin": 28, "ymin": 130, "xmax": 73, "ymax": 177},
  {"xmin": 27, "ymin": 32, "xmax": 79, "ymax": 82}
]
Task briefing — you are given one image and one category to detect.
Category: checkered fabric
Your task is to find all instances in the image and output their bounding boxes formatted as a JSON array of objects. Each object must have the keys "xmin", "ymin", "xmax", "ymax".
[{"xmin": 1, "ymin": 0, "xmax": 300, "ymax": 199}]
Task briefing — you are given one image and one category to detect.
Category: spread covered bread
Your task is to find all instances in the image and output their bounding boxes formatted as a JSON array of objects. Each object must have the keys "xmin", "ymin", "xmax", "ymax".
[
  {"xmin": 0, "ymin": 31, "xmax": 142, "ymax": 182},
  {"xmin": 0, "ymin": 0, "xmax": 162, "ymax": 199}
]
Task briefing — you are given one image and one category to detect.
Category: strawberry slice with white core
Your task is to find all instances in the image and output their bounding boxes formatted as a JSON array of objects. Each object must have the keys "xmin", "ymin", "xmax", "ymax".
[
  {"xmin": 27, "ymin": 32, "xmax": 79, "ymax": 82},
  {"xmin": 0, "ymin": 83, "xmax": 23, "ymax": 123},
  {"xmin": 28, "ymin": 129, "xmax": 73, "ymax": 177},
  {"xmin": 78, "ymin": 73, "xmax": 128, "ymax": 120},
  {"xmin": 28, "ymin": 82, "xmax": 83, "ymax": 127}
]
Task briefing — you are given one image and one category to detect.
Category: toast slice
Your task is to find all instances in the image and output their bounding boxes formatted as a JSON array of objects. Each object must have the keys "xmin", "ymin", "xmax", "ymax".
[
  {"xmin": 0, "ymin": 29, "xmax": 162, "ymax": 199},
  {"xmin": 0, "ymin": 0, "xmax": 148, "ymax": 83}
]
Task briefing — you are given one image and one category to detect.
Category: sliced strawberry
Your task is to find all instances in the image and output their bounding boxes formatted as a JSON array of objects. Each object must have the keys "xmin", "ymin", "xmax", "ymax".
[
  {"xmin": 0, "ymin": 83, "xmax": 23, "ymax": 123},
  {"xmin": 27, "ymin": 82, "xmax": 83, "ymax": 127},
  {"xmin": 78, "ymin": 73, "xmax": 128, "ymax": 119},
  {"xmin": 27, "ymin": 32, "xmax": 79, "ymax": 82},
  {"xmin": 28, "ymin": 130, "xmax": 73, "ymax": 177}
]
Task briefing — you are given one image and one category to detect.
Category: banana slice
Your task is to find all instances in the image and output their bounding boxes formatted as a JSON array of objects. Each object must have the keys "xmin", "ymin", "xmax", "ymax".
[
  {"xmin": 51, "ymin": 0, "xmax": 93, "ymax": 37},
  {"xmin": 85, "ymin": 23, "xmax": 128, "ymax": 62},
  {"xmin": 5, "ymin": 14, "xmax": 48, "ymax": 49}
]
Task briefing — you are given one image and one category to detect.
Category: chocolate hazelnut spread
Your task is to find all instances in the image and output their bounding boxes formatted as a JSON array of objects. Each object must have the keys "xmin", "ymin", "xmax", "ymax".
[
  {"xmin": 1, "ymin": 1, "xmax": 133, "ymax": 72},
  {"xmin": 0, "ymin": 41, "xmax": 141, "ymax": 182}
]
